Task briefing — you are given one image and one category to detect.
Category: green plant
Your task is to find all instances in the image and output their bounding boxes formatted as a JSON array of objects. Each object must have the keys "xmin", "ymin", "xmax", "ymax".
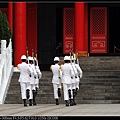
[{"xmin": 0, "ymin": 10, "xmax": 12, "ymax": 47}]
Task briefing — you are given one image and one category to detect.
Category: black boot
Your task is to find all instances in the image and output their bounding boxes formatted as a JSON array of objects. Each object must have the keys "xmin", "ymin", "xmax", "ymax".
[
  {"xmin": 65, "ymin": 100, "xmax": 69, "ymax": 106},
  {"xmin": 73, "ymin": 99, "xmax": 76, "ymax": 105},
  {"xmin": 29, "ymin": 99, "xmax": 32, "ymax": 106},
  {"xmin": 23, "ymin": 99, "xmax": 27, "ymax": 107},
  {"xmin": 73, "ymin": 89, "xmax": 77, "ymax": 105},
  {"xmin": 58, "ymin": 88, "xmax": 61, "ymax": 97},
  {"xmin": 68, "ymin": 89, "xmax": 71, "ymax": 99},
  {"xmin": 32, "ymin": 90, "xmax": 37, "ymax": 105},
  {"xmin": 76, "ymin": 88, "xmax": 78, "ymax": 96},
  {"xmin": 26, "ymin": 89, "xmax": 30, "ymax": 99},
  {"xmin": 69, "ymin": 99, "xmax": 73, "ymax": 106},
  {"xmin": 55, "ymin": 99, "xmax": 59, "ymax": 105},
  {"xmin": 35, "ymin": 87, "xmax": 38, "ymax": 96}
]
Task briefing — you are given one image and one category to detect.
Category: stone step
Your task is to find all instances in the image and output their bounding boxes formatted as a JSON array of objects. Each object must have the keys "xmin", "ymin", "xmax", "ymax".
[
  {"xmin": 5, "ymin": 56, "xmax": 120, "ymax": 104},
  {"xmin": 81, "ymin": 78, "xmax": 120, "ymax": 81}
]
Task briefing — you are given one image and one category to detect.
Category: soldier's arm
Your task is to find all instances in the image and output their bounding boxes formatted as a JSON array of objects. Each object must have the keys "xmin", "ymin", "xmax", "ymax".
[
  {"xmin": 76, "ymin": 64, "xmax": 83, "ymax": 78},
  {"xmin": 59, "ymin": 64, "xmax": 63, "ymax": 78},
  {"xmin": 36, "ymin": 67, "xmax": 42, "ymax": 79},
  {"xmin": 27, "ymin": 65, "xmax": 32, "ymax": 77},
  {"xmin": 50, "ymin": 65, "xmax": 52, "ymax": 71},
  {"xmin": 17, "ymin": 64, "xmax": 20, "ymax": 70},
  {"xmin": 70, "ymin": 65, "xmax": 74, "ymax": 78}
]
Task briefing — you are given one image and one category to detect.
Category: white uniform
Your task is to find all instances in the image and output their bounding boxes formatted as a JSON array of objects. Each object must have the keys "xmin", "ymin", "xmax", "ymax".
[
  {"xmin": 51, "ymin": 64, "xmax": 61, "ymax": 99},
  {"xmin": 17, "ymin": 62, "xmax": 31, "ymax": 99},
  {"xmin": 70, "ymin": 62, "xmax": 78, "ymax": 90},
  {"xmin": 28, "ymin": 63, "xmax": 37, "ymax": 90},
  {"xmin": 75, "ymin": 64, "xmax": 83, "ymax": 90},
  {"xmin": 61, "ymin": 63, "xmax": 74, "ymax": 101},
  {"xmin": 35, "ymin": 65, "xmax": 42, "ymax": 88}
]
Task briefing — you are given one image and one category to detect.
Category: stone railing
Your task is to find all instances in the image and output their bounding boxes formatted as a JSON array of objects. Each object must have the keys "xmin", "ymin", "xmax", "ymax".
[{"xmin": 0, "ymin": 39, "xmax": 13, "ymax": 104}]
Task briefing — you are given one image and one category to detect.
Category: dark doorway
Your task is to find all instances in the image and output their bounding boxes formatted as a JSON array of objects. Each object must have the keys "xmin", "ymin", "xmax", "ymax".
[
  {"xmin": 109, "ymin": 7, "xmax": 120, "ymax": 53},
  {"xmin": 56, "ymin": 7, "xmax": 63, "ymax": 55}
]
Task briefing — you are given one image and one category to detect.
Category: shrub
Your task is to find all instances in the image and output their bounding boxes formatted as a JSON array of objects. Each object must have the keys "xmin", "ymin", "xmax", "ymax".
[{"xmin": 0, "ymin": 10, "xmax": 12, "ymax": 47}]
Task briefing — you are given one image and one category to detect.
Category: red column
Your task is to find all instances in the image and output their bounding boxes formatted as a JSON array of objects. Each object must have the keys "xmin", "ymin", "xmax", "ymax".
[
  {"xmin": 75, "ymin": 2, "xmax": 88, "ymax": 55},
  {"xmin": 8, "ymin": 2, "xmax": 13, "ymax": 33},
  {"xmin": 75, "ymin": 2, "xmax": 85, "ymax": 52},
  {"xmin": 13, "ymin": 2, "xmax": 26, "ymax": 66}
]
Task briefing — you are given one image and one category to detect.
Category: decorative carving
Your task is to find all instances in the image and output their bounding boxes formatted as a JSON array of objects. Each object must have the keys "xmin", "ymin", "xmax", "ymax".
[{"xmin": 92, "ymin": 41, "xmax": 105, "ymax": 48}]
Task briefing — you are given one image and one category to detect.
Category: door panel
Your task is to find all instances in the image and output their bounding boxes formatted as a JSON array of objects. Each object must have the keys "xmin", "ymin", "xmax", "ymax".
[
  {"xmin": 63, "ymin": 8, "xmax": 74, "ymax": 54},
  {"xmin": 90, "ymin": 7, "xmax": 107, "ymax": 53}
]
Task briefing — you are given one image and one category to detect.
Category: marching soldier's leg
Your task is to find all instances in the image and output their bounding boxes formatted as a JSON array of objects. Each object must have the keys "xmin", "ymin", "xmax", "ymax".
[
  {"xmin": 32, "ymin": 84, "xmax": 37, "ymax": 105},
  {"xmin": 72, "ymin": 89, "xmax": 77, "ymax": 105},
  {"xmin": 35, "ymin": 86, "xmax": 38, "ymax": 96},
  {"xmin": 26, "ymin": 82, "xmax": 30, "ymax": 100},
  {"xmin": 68, "ymin": 85, "xmax": 73, "ymax": 106},
  {"xmin": 63, "ymin": 84, "xmax": 69, "ymax": 106},
  {"xmin": 20, "ymin": 82, "xmax": 27, "ymax": 107},
  {"xmin": 58, "ymin": 84, "xmax": 61, "ymax": 97},
  {"xmin": 71, "ymin": 83, "xmax": 76, "ymax": 105},
  {"xmin": 26, "ymin": 89, "xmax": 30, "ymax": 99},
  {"xmin": 23, "ymin": 99, "xmax": 27, "ymax": 107},
  {"xmin": 53, "ymin": 84, "xmax": 59, "ymax": 105},
  {"xmin": 75, "ymin": 81, "xmax": 79, "ymax": 96},
  {"xmin": 32, "ymin": 90, "xmax": 36, "ymax": 105},
  {"xmin": 27, "ymin": 84, "xmax": 33, "ymax": 106}
]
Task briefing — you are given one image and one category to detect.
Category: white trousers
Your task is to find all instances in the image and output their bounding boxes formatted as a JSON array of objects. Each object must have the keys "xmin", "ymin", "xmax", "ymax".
[
  {"xmin": 20, "ymin": 82, "xmax": 33, "ymax": 99},
  {"xmin": 35, "ymin": 84, "xmax": 39, "ymax": 89},
  {"xmin": 63, "ymin": 83, "xmax": 72, "ymax": 100},
  {"xmin": 30, "ymin": 84, "xmax": 36, "ymax": 91},
  {"xmin": 75, "ymin": 81, "xmax": 80, "ymax": 90},
  {"xmin": 53, "ymin": 83, "xmax": 61, "ymax": 99},
  {"xmin": 72, "ymin": 83, "xmax": 76, "ymax": 90}
]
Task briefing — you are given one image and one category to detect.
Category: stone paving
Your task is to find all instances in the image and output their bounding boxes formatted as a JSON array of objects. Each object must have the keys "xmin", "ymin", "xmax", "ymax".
[{"xmin": 0, "ymin": 104, "xmax": 120, "ymax": 117}]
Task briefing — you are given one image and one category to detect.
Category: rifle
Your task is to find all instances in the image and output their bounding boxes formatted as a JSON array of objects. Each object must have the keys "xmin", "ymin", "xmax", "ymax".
[
  {"xmin": 35, "ymin": 52, "xmax": 38, "ymax": 66},
  {"xmin": 26, "ymin": 47, "xmax": 29, "ymax": 64},
  {"xmin": 70, "ymin": 49, "xmax": 77, "ymax": 78},
  {"xmin": 75, "ymin": 49, "xmax": 79, "ymax": 65},
  {"xmin": 32, "ymin": 49, "xmax": 35, "ymax": 65}
]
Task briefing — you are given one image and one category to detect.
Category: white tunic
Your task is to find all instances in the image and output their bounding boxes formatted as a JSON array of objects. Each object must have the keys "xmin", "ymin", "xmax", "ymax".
[
  {"xmin": 35, "ymin": 65, "xmax": 42, "ymax": 84},
  {"xmin": 70, "ymin": 62, "xmax": 78, "ymax": 83},
  {"xmin": 28, "ymin": 64, "xmax": 37, "ymax": 84},
  {"xmin": 75, "ymin": 64, "xmax": 83, "ymax": 81},
  {"xmin": 17, "ymin": 62, "xmax": 31, "ymax": 83},
  {"xmin": 61, "ymin": 63, "xmax": 74, "ymax": 84},
  {"xmin": 51, "ymin": 64, "xmax": 61, "ymax": 84}
]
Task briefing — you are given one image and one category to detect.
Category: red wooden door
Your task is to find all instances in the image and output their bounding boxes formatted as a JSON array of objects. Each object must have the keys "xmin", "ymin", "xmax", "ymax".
[
  {"xmin": 90, "ymin": 7, "xmax": 107, "ymax": 53},
  {"xmin": 63, "ymin": 8, "xmax": 74, "ymax": 54}
]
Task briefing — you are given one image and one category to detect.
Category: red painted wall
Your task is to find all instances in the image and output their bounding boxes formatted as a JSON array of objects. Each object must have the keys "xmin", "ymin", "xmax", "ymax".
[{"xmin": 26, "ymin": 3, "xmax": 37, "ymax": 57}]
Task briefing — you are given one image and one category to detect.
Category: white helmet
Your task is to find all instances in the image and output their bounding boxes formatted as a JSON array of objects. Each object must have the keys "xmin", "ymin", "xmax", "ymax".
[
  {"xmin": 28, "ymin": 56, "xmax": 33, "ymax": 61},
  {"xmin": 21, "ymin": 55, "xmax": 26, "ymax": 60},
  {"xmin": 54, "ymin": 57, "xmax": 60, "ymax": 61},
  {"xmin": 64, "ymin": 56, "xmax": 70, "ymax": 61}
]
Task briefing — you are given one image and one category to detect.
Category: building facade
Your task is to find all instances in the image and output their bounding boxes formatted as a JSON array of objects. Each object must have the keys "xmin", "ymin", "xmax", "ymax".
[{"xmin": 1, "ymin": 2, "xmax": 120, "ymax": 70}]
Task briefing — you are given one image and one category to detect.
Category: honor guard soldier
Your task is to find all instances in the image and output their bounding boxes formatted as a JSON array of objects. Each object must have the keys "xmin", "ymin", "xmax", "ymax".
[
  {"xmin": 28, "ymin": 56, "xmax": 37, "ymax": 105},
  {"xmin": 74, "ymin": 53, "xmax": 83, "ymax": 96},
  {"xmin": 70, "ymin": 55, "xmax": 78, "ymax": 105},
  {"xmin": 50, "ymin": 57, "xmax": 61, "ymax": 105},
  {"xmin": 17, "ymin": 55, "xmax": 32, "ymax": 107},
  {"xmin": 60, "ymin": 56, "xmax": 74, "ymax": 106},
  {"xmin": 34, "ymin": 57, "xmax": 42, "ymax": 96}
]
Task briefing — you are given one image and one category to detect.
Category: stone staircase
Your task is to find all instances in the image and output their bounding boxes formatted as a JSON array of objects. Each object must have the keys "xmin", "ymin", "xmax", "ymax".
[{"xmin": 4, "ymin": 56, "xmax": 120, "ymax": 104}]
